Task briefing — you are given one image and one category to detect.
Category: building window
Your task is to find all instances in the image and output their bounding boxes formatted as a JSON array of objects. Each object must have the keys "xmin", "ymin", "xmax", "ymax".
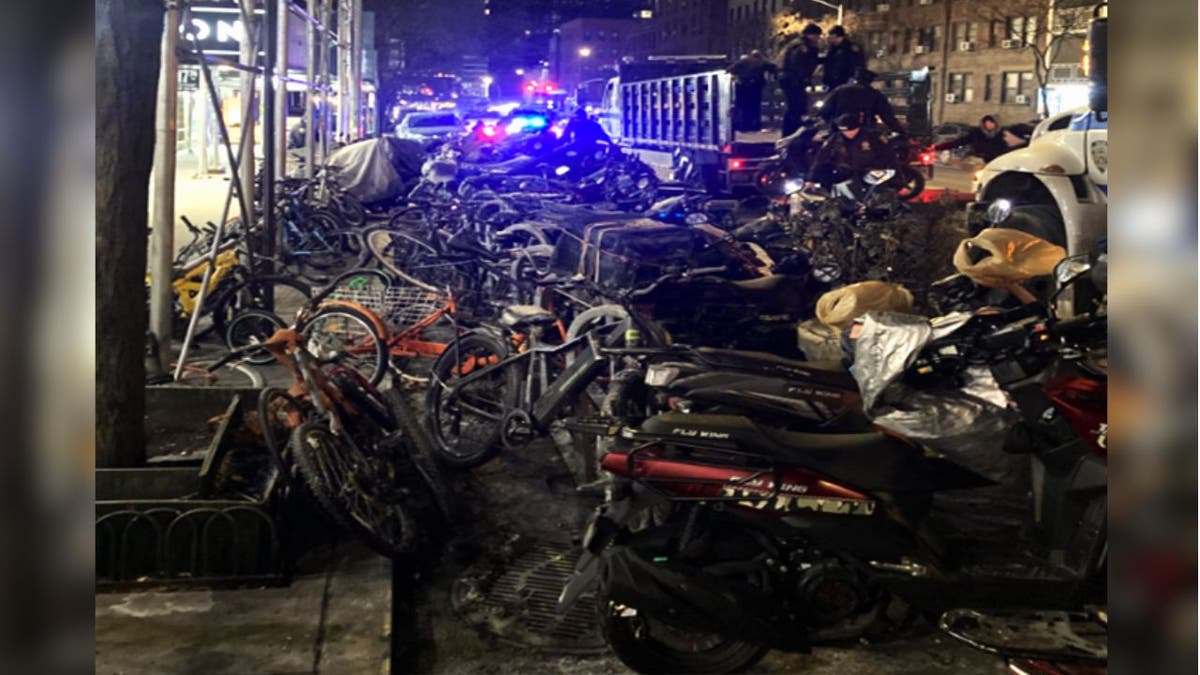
[
  {"xmin": 867, "ymin": 31, "xmax": 885, "ymax": 53},
  {"xmin": 952, "ymin": 22, "xmax": 979, "ymax": 49},
  {"xmin": 947, "ymin": 72, "xmax": 972, "ymax": 101},
  {"xmin": 1002, "ymin": 71, "xmax": 1035, "ymax": 104},
  {"xmin": 988, "ymin": 20, "xmax": 1005, "ymax": 47},
  {"xmin": 984, "ymin": 74, "xmax": 994, "ymax": 101}
]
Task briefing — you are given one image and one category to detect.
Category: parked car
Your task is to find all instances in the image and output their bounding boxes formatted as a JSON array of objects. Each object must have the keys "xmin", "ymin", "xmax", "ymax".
[
  {"xmin": 395, "ymin": 112, "xmax": 464, "ymax": 145},
  {"xmin": 930, "ymin": 122, "xmax": 973, "ymax": 160}
]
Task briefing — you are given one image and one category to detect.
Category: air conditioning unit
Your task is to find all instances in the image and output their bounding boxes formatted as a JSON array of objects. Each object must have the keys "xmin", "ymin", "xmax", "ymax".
[
  {"xmin": 913, "ymin": 45, "xmax": 929, "ymax": 54},
  {"xmin": 917, "ymin": 0, "xmax": 933, "ymax": 5},
  {"xmin": 944, "ymin": 93, "xmax": 959, "ymax": 103},
  {"xmin": 1001, "ymin": 39, "xmax": 1020, "ymax": 49},
  {"xmin": 959, "ymin": 41, "xmax": 975, "ymax": 52},
  {"xmin": 1015, "ymin": 94, "xmax": 1030, "ymax": 104},
  {"xmin": 876, "ymin": 3, "xmax": 891, "ymax": 11}
]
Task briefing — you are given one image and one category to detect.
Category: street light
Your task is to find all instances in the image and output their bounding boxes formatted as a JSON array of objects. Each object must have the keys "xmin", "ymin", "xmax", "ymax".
[
  {"xmin": 481, "ymin": 75, "xmax": 494, "ymax": 99},
  {"xmin": 578, "ymin": 46, "xmax": 593, "ymax": 58},
  {"xmin": 807, "ymin": 0, "xmax": 844, "ymax": 25},
  {"xmin": 515, "ymin": 68, "xmax": 525, "ymax": 76}
]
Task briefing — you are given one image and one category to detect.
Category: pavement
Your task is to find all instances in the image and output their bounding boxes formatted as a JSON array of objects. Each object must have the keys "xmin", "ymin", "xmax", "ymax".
[{"xmin": 97, "ymin": 379, "xmax": 1009, "ymax": 674}]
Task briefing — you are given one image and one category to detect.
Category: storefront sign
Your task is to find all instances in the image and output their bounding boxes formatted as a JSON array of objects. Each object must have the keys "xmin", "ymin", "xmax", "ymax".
[{"xmin": 181, "ymin": 3, "xmax": 308, "ymax": 69}]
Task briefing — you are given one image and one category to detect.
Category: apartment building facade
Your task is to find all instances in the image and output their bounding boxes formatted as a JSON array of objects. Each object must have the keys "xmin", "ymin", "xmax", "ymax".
[{"xmin": 850, "ymin": 0, "xmax": 1088, "ymax": 126}]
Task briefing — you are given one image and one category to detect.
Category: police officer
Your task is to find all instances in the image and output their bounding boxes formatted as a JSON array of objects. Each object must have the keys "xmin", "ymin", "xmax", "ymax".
[
  {"xmin": 805, "ymin": 113, "xmax": 894, "ymax": 189},
  {"xmin": 777, "ymin": 23, "xmax": 824, "ymax": 137},
  {"xmin": 729, "ymin": 50, "xmax": 777, "ymax": 132},
  {"xmin": 819, "ymin": 68, "xmax": 906, "ymax": 135},
  {"xmin": 822, "ymin": 25, "xmax": 865, "ymax": 90}
]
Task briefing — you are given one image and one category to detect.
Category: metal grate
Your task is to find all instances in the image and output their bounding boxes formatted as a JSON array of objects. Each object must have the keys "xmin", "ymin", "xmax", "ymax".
[
  {"xmin": 455, "ymin": 542, "xmax": 605, "ymax": 654},
  {"xmin": 327, "ymin": 284, "xmax": 445, "ymax": 333}
]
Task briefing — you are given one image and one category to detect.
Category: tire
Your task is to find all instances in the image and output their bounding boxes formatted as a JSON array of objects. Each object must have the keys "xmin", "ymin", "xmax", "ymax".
[
  {"xmin": 424, "ymin": 331, "xmax": 516, "ymax": 469},
  {"xmin": 334, "ymin": 192, "xmax": 367, "ymax": 228},
  {"xmin": 600, "ymin": 596, "xmax": 769, "ymax": 674},
  {"xmin": 300, "ymin": 305, "xmax": 389, "ymax": 386},
  {"xmin": 212, "ymin": 275, "xmax": 312, "ymax": 345},
  {"xmin": 1000, "ymin": 204, "xmax": 1067, "ymax": 248},
  {"xmin": 565, "ymin": 304, "xmax": 630, "ymax": 342},
  {"xmin": 289, "ymin": 422, "xmax": 418, "ymax": 557},
  {"xmin": 223, "ymin": 309, "xmax": 287, "ymax": 365},
  {"xmin": 365, "ymin": 228, "xmax": 443, "ymax": 291},
  {"xmin": 895, "ymin": 166, "xmax": 926, "ymax": 202},
  {"xmin": 386, "ymin": 388, "xmax": 458, "ymax": 527}
]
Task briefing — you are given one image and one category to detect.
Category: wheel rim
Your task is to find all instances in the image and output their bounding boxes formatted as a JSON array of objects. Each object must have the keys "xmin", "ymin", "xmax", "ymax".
[
  {"xmin": 302, "ymin": 311, "xmax": 384, "ymax": 383},
  {"xmin": 431, "ymin": 342, "xmax": 507, "ymax": 459}
]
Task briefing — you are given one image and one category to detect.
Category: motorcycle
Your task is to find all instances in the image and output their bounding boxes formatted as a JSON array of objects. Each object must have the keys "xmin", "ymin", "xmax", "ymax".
[
  {"xmin": 757, "ymin": 120, "xmax": 929, "ymax": 202},
  {"xmin": 559, "ymin": 254, "xmax": 1107, "ymax": 674}
]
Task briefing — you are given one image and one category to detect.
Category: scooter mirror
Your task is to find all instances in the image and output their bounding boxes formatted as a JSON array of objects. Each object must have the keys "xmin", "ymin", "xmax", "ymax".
[
  {"xmin": 1054, "ymin": 254, "xmax": 1092, "ymax": 286},
  {"xmin": 986, "ymin": 199, "xmax": 1013, "ymax": 225}
]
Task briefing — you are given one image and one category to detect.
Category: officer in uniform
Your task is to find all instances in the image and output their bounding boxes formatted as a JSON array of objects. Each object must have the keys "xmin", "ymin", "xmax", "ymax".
[
  {"xmin": 805, "ymin": 113, "xmax": 894, "ymax": 188},
  {"xmin": 777, "ymin": 23, "xmax": 824, "ymax": 137},
  {"xmin": 822, "ymin": 25, "xmax": 865, "ymax": 91},
  {"xmin": 819, "ymin": 68, "xmax": 906, "ymax": 135}
]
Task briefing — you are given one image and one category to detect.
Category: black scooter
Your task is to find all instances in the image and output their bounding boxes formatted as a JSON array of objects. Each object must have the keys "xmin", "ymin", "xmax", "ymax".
[{"xmin": 560, "ymin": 258, "xmax": 1108, "ymax": 674}]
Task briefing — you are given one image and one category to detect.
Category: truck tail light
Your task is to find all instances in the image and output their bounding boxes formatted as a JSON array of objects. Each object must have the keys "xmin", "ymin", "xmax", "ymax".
[{"xmin": 729, "ymin": 158, "xmax": 745, "ymax": 170}]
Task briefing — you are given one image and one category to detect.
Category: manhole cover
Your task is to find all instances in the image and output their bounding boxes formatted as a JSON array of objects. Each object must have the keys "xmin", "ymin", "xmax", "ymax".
[{"xmin": 453, "ymin": 542, "xmax": 605, "ymax": 654}]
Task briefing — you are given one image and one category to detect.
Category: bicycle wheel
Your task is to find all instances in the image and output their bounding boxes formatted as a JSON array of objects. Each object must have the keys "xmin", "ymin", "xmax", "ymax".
[
  {"xmin": 300, "ymin": 304, "xmax": 389, "ymax": 386},
  {"xmin": 289, "ymin": 421, "xmax": 418, "ymax": 556},
  {"xmin": 386, "ymin": 388, "xmax": 457, "ymax": 528},
  {"xmin": 212, "ymin": 275, "xmax": 312, "ymax": 345},
  {"xmin": 424, "ymin": 331, "xmax": 516, "ymax": 469},
  {"xmin": 365, "ymin": 228, "xmax": 443, "ymax": 291},
  {"xmin": 224, "ymin": 309, "xmax": 286, "ymax": 365},
  {"xmin": 333, "ymin": 192, "xmax": 366, "ymax": 228}
]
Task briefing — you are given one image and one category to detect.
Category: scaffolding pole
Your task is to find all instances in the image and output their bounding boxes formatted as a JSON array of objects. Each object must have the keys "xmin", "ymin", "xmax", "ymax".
[
  {"xmin": 337, "ymin": 0, "xmax": 351, "ymax": 143},
  {"xmin": 148, "ymin": 1, "xmax": 182, "ymax": 372},
  {"xmin": 319, "ymin": 0, "xmax": 332, "ymax": 159},
  {"xmin": 305, "ymin": 0, "xmax": 318, "ymax": 177},
  {"xmin": 350, "ymin": 0, "xmax": 363, "ymax": 139},
  {"xmin": 237, "ymin": 0, "xmax": 257, "ymax": 231},
  {"xmin": 274, "ymin": 0, "xmax": 290, "ymax": 178}
]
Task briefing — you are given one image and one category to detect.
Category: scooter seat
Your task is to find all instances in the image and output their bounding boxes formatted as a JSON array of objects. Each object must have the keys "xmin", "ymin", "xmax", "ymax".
[
  {"xmin": 693, "ymin": 347, "xmax": 849, "ymax": 378},
  {"xmin": 638, "ymin": 413, "xmax": 989, "ymax": 492},
  {"xmin": 499, "ymin": 305, "xmax": 557, "ymax": 330}
]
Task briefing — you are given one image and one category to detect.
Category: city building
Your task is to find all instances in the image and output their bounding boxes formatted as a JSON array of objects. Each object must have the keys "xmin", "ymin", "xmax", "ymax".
[
  {"xmin": 846, "ymin": 0, "xmax": 1089, "ymax": 125},
  {"xmin": 551, "ymin": 17, "xmax": 646, "ymax": 94},
  {"xmin": 649, "ymin": 0, "xmax": 730, "ymax": 56}
]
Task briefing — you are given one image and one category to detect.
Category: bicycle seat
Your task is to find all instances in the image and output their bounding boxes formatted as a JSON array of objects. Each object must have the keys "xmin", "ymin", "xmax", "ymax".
[{"xmin": 499, "ymin": 305, "xmax": 557, "ymax": 330}]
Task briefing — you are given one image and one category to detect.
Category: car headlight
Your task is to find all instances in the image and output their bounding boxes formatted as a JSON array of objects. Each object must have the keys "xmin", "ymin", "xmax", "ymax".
[{"xmin": 1090, "ymin": 140, "xmax": 1108, "ymax": 173}]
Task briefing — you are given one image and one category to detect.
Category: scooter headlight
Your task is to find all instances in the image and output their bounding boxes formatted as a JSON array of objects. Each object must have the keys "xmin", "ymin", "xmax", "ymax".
[{"xmin": 644, "ymin": 364, "xmax": 679, "ymax": 387}]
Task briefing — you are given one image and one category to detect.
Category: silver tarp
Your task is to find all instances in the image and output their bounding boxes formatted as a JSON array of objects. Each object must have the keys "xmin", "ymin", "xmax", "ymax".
[
  {"xmin": 326, "ymin": 137, "xmax": 425, "ymax": 203},
  {"xmin": 849, "ymin": 311, "xmax": 1026, "ymax": 485}
]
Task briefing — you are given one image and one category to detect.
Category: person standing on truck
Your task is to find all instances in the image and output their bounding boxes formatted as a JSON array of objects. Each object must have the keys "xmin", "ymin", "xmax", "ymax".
[
  {"xmin": 822, "ymin": 26, "xmax": 866, "ymax": 90},
  {"xmin": 819, "ymin": 68, "xmax": 906, "ymax": 135},
  {"xmin": 729, "ymin": 50, "xmax": 777, "ymax": 132},
  {"xmin": 777, "ymin": 23, "xmax": 824, "ymax": 137},
  {"xmin": 930, "ymin": 115, "xmax": 1034, "ymax": 162},
  {"xmin": 804, "ymin": 113, "xmax": 894, "ymax": 189}
]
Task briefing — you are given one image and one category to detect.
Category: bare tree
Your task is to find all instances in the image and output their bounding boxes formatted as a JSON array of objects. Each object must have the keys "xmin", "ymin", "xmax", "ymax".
[
  {"xmin": 96, "ymin": 0, "xmax": 163, "ymax": 466},
  {"xmin": 964, "ymin": 0, "xmax": 1091, "ymax": 116}
]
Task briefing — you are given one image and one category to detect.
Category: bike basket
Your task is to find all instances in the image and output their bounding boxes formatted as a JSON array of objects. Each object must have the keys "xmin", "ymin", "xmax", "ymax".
[{"xmin": 327, "ymin": 283, "xmax": 446, "ymax": 333}]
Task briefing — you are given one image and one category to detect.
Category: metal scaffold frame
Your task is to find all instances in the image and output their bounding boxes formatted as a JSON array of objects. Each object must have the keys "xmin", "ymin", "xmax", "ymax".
[{"xmin": 145, "ymin": 0, "xmax": 368, "ymax": 378}]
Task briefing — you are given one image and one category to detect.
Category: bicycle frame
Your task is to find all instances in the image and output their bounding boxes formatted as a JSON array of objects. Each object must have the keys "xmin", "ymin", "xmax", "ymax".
[{"xmin": 444, "ymin": 316, "xmax": 632, "ymax": 434}]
